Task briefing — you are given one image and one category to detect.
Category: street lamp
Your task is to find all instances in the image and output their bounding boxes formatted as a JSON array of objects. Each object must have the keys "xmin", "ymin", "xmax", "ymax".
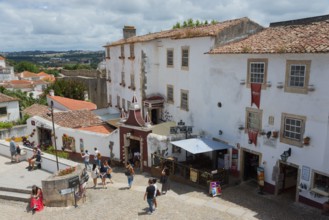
[{"xmin": 48, "ymin": 100, "xmax": 59, "ymax": 171}]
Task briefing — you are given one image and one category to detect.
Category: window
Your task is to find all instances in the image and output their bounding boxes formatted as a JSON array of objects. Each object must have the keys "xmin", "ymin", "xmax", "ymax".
[
  {"xmin": 108, "ymin": 94, "xmax": 112, "ymax": 106},
  {"xmin": 245, "ymin": 107, "xmax": 262, "ymax": 131},
  {"xmin": 117, "ymin": 95, "xmax": 120, "ymax": 108},
  {"xmin": 127, "ymin": 101, "xmax": 131, "ymax": 110},
  {"xmin": 129, "ymin": 74, "xmax": 135, "ymax": 90},
  {"xmin": 107, "ymin": 70, "xmax": 111, "ymax": 81},
  {"xmin": 180, "ymin": 90, "xmax": 189, "ymax": 111},
  {"xmin": 129, "ymin": 44, "xmax": 135, "ymax": 59},
  {"xmin": 280, "ymin": 113, "xmax": 306, "ymax": 147},
  {"xmin": 0, "ymin": 107, "xmax": 7, "ymax": 116},
  {"xmin": 284, "ymin": 60, "xmax": 311, "ymax": 94},
  {"xmin": 181, "ymin": 47, "xmax": 189, "ymax": 69},
  {"xmin": 106, "ymin": 47, "xmax": 110, "ymax": 59},
  {"xmin": 247, "ymin": 59, "xmax": 268, "ymax": 88},
  {"xmin": 167, "ymin": 85, "xmax": 174, "ymax": 103},
  {"xmin": 120, "ymin": 71, "xmax": 125, "ymax": 87},
  {"xmin": 167, "ymin": 49, "xmax": 174, "ymax": 67},
  {"xmin": 122, "ymin": 98, "xmax": 126, "ymax": 111},
  {"xmin": 120, "ymin": 45, "xmax": 125, "ymax": 59},
  {"xmin": 311, "ymin": 171, "xmax": 329, "ymax": 196}
]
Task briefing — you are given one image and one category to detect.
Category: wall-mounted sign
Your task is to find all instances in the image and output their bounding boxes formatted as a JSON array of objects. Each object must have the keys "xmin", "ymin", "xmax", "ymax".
[{"xmin": 301, "ymin": 166, "xmax": 310, "ymax": 181}]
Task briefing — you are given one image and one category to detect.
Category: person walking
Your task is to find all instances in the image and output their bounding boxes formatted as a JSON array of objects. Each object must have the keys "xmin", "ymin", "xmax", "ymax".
[
  {"xmin": 144, "ymin": 178, "xmax": 155, "ymax": 215},
  {"xmin": 152, "ymin": 178, "xmax": 159, "ymax": 210},
  {"xmin": 105, "ymin": 161, "xmax": 114, "ymax": 184},
  {"xmin": 125, "ymin": 162, "xmax": 135, "ymax": 189},
  {"xmin": 9, "ymin": 136, "xmax": 17, "ymax": 163},
  {"xmin": 94, "ymin": 147, "xmax": 100, "ymax": 167},
  {"xmin": 161, "ymin": 166, "xmax": 170, "ymax": 194},
  {"xmin": 99, "ymin": 161, "xmax": 108, "ymax": 189},
  {"xmin": 91, "ymin": 164, "xmax": 99, "ymax": 188},
  {"xmin": 81, "ymin": 150, "xmax": 91, "ymax": 171}
]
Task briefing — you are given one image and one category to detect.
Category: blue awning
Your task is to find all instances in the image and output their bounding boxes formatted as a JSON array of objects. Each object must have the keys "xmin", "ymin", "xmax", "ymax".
[{"xmin": 170, "ymin": 138, "xmax": 233, "ymax": 154}]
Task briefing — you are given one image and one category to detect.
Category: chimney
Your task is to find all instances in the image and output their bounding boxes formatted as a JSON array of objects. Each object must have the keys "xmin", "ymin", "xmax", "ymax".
[
  {"xmin": 123, "ymin": 26, "xmax": 136, "ymax": 39},
  {"xmin": 49, "ymin": 89, "xmax": 54, "ymax": 96}
]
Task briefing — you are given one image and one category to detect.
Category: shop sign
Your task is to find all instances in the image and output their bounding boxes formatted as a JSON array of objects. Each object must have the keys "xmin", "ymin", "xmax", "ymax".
[{"xmin": 209, "ymin": 181, "xmax": 221, "ymax": 197}]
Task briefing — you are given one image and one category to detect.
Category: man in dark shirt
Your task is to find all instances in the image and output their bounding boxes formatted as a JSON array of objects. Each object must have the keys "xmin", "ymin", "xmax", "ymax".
[{"xmin": 144, "ymin": 178, "xmax": 155, "ymax": 214}]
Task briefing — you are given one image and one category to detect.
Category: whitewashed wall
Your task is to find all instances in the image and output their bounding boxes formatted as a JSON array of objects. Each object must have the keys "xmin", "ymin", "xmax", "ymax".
[
  {"xmin": 26, "ymin": 116, "xmax": 121, "ymax": 161},
  {"xmin": 0, "ymin": 100, "xmax": 20, "ymax": 122}
]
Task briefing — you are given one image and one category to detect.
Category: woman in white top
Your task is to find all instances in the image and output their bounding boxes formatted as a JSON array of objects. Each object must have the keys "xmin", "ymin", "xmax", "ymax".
[
  {"xmin": 91, "ymin": 164, "xmax": 99, "ymax": 188},
  {"xmin": 152, "ymin": 178, "xmax": 158, "ymax": 210}
]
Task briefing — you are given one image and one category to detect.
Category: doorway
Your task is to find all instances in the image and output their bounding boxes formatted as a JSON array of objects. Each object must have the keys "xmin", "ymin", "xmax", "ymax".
[
  {"xmin": 151, "ymin": 109, "xmax": 158, "ymax": 125},
  {"xmin": 128, "ymin": 139, "xmax": 141, "ymax": 168},
  {"xmin": 243, "ymin": 151, "xmax": 260, "ymax": 181},
  {"xmin": 38, "ymin": 127, "xmax": 52, "ymax": 149},
  {"xmin": 277, "ymin": 162, "xmax": 298, "ymax": 200}
]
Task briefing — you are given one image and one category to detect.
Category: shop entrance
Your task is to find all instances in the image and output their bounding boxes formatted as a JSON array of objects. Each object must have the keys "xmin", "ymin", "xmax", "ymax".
[
  {"xmin": 243, "ymin": 151, "xmax": 260, "ymax": 181},
  {"xmin": 38, "ymin": 127, "xmax": 52, "ymax": 149},
  {"xmin": 277, "ymin": 162, "xmax": 298, "ymax": 200},
  {"xmin": 127, "ymin": 139, "xmax": 141, "ymax": 168},
  {"xmin": 151, "ymin": 109, "xmax": 159, "ymax": 125}
]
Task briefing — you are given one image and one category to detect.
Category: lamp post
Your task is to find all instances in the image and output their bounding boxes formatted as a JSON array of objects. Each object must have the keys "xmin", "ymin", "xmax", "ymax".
[{"xmin": 49, "ymin": 101, "xmax": 59, "ymax": 171}]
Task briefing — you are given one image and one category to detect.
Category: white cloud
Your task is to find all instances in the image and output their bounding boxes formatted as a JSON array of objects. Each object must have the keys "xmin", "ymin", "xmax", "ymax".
[{"xmin": 0, "ymin": 0, "xmax": 329, "ymax": 51}]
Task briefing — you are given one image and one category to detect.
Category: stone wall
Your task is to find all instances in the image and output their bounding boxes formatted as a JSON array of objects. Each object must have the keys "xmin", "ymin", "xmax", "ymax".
[
  {"xmin": 60, "ymin": 73, "xmax": 108, "ymax": 109},
  {"xmin": 42, "ymin": 165, "xmax": 85, "ymax": 207}
]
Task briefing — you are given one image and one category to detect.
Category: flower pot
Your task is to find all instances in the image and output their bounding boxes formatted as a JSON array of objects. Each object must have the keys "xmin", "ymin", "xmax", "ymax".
[{"xmin": 304, "ymin": 137, "xmax": 310, "ymax": 145}]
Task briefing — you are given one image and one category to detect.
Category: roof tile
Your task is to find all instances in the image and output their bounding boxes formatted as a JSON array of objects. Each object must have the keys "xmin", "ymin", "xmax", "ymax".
[{"xmin": 49, "ymin": 96, "xmax": 97, "ymax": 111}]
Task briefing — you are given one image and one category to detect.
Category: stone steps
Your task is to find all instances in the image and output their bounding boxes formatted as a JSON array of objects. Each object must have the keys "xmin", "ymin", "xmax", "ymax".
[{"xmin": 0, "ymin": 187, "xmax": 30, "ymax": 202}]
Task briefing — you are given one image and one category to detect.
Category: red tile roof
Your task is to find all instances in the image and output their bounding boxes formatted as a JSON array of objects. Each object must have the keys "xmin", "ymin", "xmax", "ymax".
[
  {"xmin": 209, "ymin": 16, "xmax": 329, "ymax": 54},
  {"xmin": 49, "ymin": 96, "xmax": 97, "ymax": 111},
  {"xmin": 23, "ymin": 105, "xmax": 104, "ymax": 129},
  {"xmin": 44, "ymin": 109, "xmax": 103, "ymax": 128},
  {"xmin": 0, "ymin": 93, "xmax": 19, "ymax": 102},
  {"xmin": 21, "ymin": 71, "xmax": 38, "ymax": 78},
  {"xmin": 22, "ymin": 104, "xmax": 49, "ymax": 117},
  {"xmin": 0, "ymin": 56, "xmax": 5, "ymax": 60},
  {"xmin": 77, "ymin": 124, "xmax": 113, "ymax": 134},
  {"xmin": 105, "ymin": 17, "xmax": 259, "ymax": 47}
]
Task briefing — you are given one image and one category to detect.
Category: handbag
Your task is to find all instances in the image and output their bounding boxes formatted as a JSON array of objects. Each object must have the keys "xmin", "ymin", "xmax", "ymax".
[{"xmin": 125, "ymin": 170, "xmax": 131, "ymax": 176}]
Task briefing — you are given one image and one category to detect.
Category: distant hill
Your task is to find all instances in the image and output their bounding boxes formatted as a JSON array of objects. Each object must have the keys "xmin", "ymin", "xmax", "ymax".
[{"xmin": 1, "ymin": 50, "xmax": 105, "ymax": 69}]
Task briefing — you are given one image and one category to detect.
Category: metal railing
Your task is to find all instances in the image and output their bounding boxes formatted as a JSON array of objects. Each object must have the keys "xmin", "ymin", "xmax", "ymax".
[{"xmin": 151, "ymin": 153, "xmax": 229, "ymax": 187}]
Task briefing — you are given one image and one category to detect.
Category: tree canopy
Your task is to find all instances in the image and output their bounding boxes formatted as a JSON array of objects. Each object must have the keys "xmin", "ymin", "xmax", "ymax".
[
  {"xmin": 172, "ymin": 18, "xmax": 218, "ymax": 29},
  {"xmin": 42, "ymin": 79, "xmax": 87, "ymax": 100}
]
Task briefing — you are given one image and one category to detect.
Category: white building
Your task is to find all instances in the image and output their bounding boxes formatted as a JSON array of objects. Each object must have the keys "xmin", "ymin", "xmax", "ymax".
[
  {"xmin": 0, "ymin": 93, "xmax": 20, "ymax": 122},
  {"xmin": 0, "ymin": 56, "xmax": 16, "ymax": 81},
  {"xmin": 104, "ymin": 15, "xmax": 329, "ymax": 208}
]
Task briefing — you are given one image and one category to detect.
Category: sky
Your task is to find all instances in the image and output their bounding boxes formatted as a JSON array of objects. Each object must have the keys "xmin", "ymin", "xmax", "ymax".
[{"xmin": 1, "ymin": 0, "xmax": 329, "ymax": 52}]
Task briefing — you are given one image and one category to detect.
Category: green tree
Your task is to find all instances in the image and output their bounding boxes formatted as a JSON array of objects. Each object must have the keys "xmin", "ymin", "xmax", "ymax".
[
  {"xmin": 42, "ymin": 79, "xmax": 87, "ymax": 100},
  {"xmin": 211, "ymin": 19, "xmax": 218, "ymax": 25},
  {"xmin": 14, "ymin": 61, "xmax": 40, "ymax": 73},
  {"xmin": 195, "ymin": 20, "xmax": 201, "ymax": 27},
  {"xmin": 204, "ymin": 20, "xmax": 209, "ymax": 25},
  {"xmin": 187, "ymin": 18, "xmax": 194, "ymax": 27},
  {"xmin": 182, "ymin": 21, "xmax": 188, "ymax": 28}
]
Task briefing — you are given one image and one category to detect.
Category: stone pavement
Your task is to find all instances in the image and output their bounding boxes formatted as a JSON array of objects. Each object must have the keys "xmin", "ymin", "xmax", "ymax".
[{"xmin": 0, "ymin": 154, "xmax": 327, "ymax": 220}]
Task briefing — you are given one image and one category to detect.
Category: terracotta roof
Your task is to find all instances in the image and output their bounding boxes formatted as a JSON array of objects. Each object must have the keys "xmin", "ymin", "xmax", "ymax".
[
  {"xmin": 9, "ymin": 80, "xmax": 33, "ymax": 85},
  {"xmin": 24, "ymin": 105, "xmax": 103, "ymax": 129},
  {"xmin": 43, "ymin": 109, "xmax": 103, "ymax": 128},
  {"xmin": 21, "ymin": 71, "xmax": 38, "ymax": 78},
  {"xmin": 49, "ymin": 96, "xmax": 97, "ymax": 111},
  {"xmin": 105, "ymin": 17, "xmax": 255, "ymax": 47},
  {"xmin": 0, "ymin": 93, "xmax": 19, "ymax": 102},
  {"xmin": 77, "ymin": 124, "xmax": 113, "ymax": 134},
  {"xmin": 209, "ymin": 15, "xmax": 329, "ymax": 54},
  {"xmin": 41, "ymin": 75, "xmax": 56, "ymax": 82},
  {"xmin": 22, "ymin": 104, "xmax": 49, "ymax": 117},
  {"xmin": 0, "ymin": 56, "xmax": 5, "ymax": 60},
  {"xmin": 36, "ymin": 72, "xmax": 48, "ymax": 77},
  {"xmin": 0, "ymin": 80, "xmax": 34, "ymax": 89}
]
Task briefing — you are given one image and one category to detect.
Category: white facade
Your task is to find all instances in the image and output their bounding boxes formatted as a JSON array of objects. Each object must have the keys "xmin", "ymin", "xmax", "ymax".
[
  {"xmin": 0, "ymin": 100, "xmax": 20, "ymax": 122},
  {"xmin": 105, "ymin": 18, "xmax": 329, "ymax": 205},
  {"xmin": 26, "ymin": 116, "xmax": 121, "ymax": 161}
]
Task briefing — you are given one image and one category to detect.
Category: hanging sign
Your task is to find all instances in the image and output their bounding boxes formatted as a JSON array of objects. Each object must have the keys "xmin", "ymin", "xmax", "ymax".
[{"xmin": 209, "ymin": 181, "xmax": 222, "ymax": 197}]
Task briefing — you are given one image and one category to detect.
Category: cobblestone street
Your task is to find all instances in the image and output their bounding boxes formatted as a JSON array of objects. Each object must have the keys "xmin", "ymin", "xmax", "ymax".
[{"xmin": 0, "ymin": 166, "xmax": 327, "ymax": 220}]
